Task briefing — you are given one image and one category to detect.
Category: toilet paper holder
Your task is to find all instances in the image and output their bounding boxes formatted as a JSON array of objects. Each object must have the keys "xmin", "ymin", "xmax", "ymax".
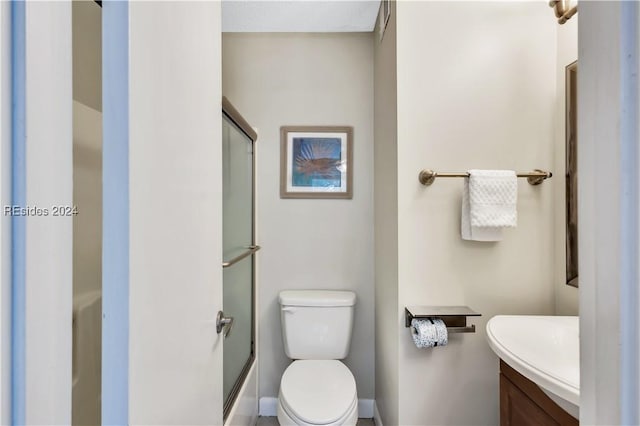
[{"xmin": 405, "ymin": 306, "xmax": 481, "ymax": 333}]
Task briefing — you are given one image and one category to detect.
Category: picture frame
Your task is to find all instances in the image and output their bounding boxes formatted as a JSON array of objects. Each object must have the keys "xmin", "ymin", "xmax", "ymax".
[{"xmin": 280, "ymin": 126, "xmax": 353, "ymax": 199}]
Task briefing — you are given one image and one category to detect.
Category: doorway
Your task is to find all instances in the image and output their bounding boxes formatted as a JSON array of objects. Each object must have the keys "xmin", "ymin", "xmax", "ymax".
[{"xmin": 71, "ymin": 0, "xmax": 102, "ymax": 424}]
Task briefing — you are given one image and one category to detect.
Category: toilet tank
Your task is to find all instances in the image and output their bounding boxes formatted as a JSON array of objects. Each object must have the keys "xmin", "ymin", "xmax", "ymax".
[{"xmin": 279, "ymin": 290, "xmax": 356, "ymax": 360}]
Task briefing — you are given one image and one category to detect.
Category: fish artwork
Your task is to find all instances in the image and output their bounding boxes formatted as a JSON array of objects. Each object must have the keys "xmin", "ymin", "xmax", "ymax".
[{"xmin": 292, "ymin": 138, "xmax": 343, "ymax": 187}]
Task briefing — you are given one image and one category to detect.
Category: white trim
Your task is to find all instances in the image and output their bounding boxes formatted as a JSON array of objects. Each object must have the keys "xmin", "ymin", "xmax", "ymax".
[
  {"xmin": 357, "ymin": 399, "xmax": 374, "ymax": 418},
  {"xmin": 23, "ymin": 2, "xmax": 73, "ymax": 424},
  {"xmin": 0, "ymin": 2, "xmax": 11, "ymax": 424},
  {"xmin": 373, "ymin": 401, "xmax": 383, "ymax": 426},
  {"xmin": 101, "ymin": 2, "xmax": 130, "ymax": 422},
  {"xmin": 579, "ymin": 2, "xmax": 640, "ymax": 424},
  {"xmin": 619, "ymin": 3, "xmax": 640, "ymax": 423},
  {"xmin": 258, "ymin": 397, "xmax": 278, "ymax": 417},
  {"xmin": 258, "ymin": 397, "xmax": 375, "ymax": 419}
]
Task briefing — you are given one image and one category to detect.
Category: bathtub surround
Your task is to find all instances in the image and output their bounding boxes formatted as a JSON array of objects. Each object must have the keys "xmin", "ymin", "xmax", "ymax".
[
  {"xmin": 374, "ymin": 2, "xmax": 557, "ymax": 425},
  {"xmin": 222, "ymin": 33, "xmax": 375, "ymax": 403}
]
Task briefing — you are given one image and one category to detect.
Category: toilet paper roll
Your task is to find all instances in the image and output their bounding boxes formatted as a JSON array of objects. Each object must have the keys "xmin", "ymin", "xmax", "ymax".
[{"xmin": 411, "ymin": 318, "xmax": 448, "ymax": 348}]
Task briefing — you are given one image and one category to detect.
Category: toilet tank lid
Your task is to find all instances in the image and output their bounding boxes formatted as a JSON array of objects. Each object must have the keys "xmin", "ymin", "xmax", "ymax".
[{"xmin": 279, "ymin": 290, "xmax": 356, "ymax": 307}]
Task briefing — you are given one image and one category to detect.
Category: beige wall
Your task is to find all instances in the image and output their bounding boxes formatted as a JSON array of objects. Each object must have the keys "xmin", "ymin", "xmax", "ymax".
[
  {"xmin": 72, "ymin": 2, "xmax": 102, "ymax": 423},
  {"xmin": 72, "ymin": 0, "xmax": 101, "ymax": 111},
  {"xmin": 73, "ymin": 102, "xmax": 102, "ymax": 299},
  {"xmin": 373, "ymin": 2, "xmax": 399, "ymax": 425},
  {"xmin": 71, "ymin": 101, "xmax": 102, "ymax": 426},
  {"xmin": 222, "ymin": 33, "xmax": 375, "ymax": 400},
  {"xmin": 392, "ymin": 2, "xmax": 557, "ymax": 424},
  {"xmin": 554, "ymin": 17, "xmax": 579, "ymax": 315},
  {"xmin": 72, "ymin": 0, "xmax": 102, "ymax": 300}
]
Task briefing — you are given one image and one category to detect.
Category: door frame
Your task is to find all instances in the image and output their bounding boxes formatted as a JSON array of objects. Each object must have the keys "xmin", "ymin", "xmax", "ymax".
[
  {"xmin": 0, "ymin": 1, "xmax": 12, "ymax": 423},
  {"xmin": 101, "ymin": 1, "xmax": 130, "ymax": 423},
  {"xmin": 4, "ymin": 1, "xmax": 74, "ymax": 424},
  {"xmin": 578, "ymin": 2, "xmax": 640, "ymax": 424}
]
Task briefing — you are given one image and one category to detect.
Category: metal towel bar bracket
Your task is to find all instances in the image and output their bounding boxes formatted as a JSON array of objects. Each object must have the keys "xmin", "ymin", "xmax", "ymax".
[{"xmin": 418, "ymin": 169, "xmax": 552, "ymax": 186}]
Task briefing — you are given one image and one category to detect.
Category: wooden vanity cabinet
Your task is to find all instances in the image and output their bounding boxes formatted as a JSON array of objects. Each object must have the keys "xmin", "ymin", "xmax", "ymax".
[{"xmin": 500, "ymin": 360, "xmax": 578, "ymax": 426}]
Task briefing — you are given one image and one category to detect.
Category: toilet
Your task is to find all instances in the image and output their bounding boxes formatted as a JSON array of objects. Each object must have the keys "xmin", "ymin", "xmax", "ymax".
[{"xmin": 277, "ymin": 290, "xmax": 358, "ymax": 426}]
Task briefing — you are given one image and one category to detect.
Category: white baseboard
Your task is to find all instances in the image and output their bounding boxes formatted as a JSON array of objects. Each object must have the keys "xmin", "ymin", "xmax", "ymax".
[
  {"xmin": 358, "ymin": 399, "xmax": 374, "ymax": 418},
  {"xmin": 259, "ymin": 397, "xmax": 375, "ymax": 418},
  {"xmin": 373, "ymin": 401, "xmax": 383, "ymax": 426},
  {"xmin": 259, "ymin": 397, "xmax": 278, "ymax": 417}
]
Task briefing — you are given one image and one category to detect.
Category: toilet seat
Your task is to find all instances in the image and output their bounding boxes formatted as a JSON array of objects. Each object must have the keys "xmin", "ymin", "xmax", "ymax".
[
  {"xmin": 279, "ymin": 360, "xmax": 358, "ymax": 425},
  {"xmin": 278, "ymin": 395, "xmax": 357, "ymax": 426}
]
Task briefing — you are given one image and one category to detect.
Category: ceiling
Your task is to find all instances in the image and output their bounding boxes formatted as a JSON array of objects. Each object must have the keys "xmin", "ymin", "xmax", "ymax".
[{"xmin": 221, "ymin": 1, "xmax": 381, "ymax": 33}]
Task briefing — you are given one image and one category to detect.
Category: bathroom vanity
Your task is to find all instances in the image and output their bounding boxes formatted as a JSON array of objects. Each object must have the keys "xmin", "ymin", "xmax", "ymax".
[
  {"xmin": 486, "ymin": 315, "xmax": 580, "ymax": 425},
  {"xmin": 500, "ymin": 360, "xmax": 577, "ymax": 426}
]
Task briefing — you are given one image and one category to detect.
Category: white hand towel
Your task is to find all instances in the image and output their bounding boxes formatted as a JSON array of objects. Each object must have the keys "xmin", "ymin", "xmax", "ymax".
[
  {"xmin": 469, "ymin": 169, "xmax": 517, "ymax": 227},
  {"xmin": 461, "ymin": 170, "xmax": 517, "ymax": 241},
  {"xmin": 461, "ymin": 177, "xmax": 502, "ymax": 241}
]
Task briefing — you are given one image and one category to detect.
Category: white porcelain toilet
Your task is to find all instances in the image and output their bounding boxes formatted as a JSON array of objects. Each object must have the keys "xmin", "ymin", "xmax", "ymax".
[{"xmin": 277, "ymin": 290, "xmax": 358, "ymax": 426}]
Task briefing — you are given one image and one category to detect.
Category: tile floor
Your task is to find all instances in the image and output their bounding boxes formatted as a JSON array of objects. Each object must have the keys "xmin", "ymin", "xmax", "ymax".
[{"xmin": 256, "ymin": 417, "xmax": 375, "ymax": 426}]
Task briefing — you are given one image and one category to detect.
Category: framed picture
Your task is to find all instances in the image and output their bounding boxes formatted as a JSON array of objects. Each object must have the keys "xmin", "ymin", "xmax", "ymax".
[{"xmin": 280, "ymin": 126, "xmax": 353, "ymax": 199}]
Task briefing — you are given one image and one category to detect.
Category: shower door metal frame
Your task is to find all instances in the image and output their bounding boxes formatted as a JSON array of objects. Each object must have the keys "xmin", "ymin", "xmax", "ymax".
[{"xmin": 221, "ymin": 97, "xmax": 258, "ymax": 420}]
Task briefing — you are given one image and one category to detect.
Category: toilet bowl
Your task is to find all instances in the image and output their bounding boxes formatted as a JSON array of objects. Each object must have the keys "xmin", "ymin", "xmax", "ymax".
[
  {"xmin": 277, "ymin": 290, "xmax": 358, "ymax": 426},
  {"xmin": 277, "ymin": 360, "xmax": 358, "ymax": 426}
]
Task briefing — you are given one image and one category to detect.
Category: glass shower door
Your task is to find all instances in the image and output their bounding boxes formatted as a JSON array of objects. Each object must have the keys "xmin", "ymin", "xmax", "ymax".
[{"xmin": 221, "ymin": 98, "xmax": 258, "ymax": 419}]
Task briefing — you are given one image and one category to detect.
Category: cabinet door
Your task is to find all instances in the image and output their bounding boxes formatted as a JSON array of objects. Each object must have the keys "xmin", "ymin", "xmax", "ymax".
[
  {"xmin": 499, "ymin": 360, "xmax": 578, "ymax": 426},
  {"xmin": 500, "ymin": 374, "xmax": 559, "ymax": 426}
]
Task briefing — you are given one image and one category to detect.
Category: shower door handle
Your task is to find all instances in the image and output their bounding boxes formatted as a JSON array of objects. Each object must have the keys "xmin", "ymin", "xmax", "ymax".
[
  {"xmin": 222, "ymin": 245, "xmax": 261, "ymax": 268},
  {"xmin": 216, "ymin": 311, "xmax": 234, "ymax": 338}
]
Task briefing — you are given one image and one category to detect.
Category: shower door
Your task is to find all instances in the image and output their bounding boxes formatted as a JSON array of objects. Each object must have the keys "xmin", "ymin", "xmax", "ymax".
[{"xmin": 220, "ymin": 97, "xmax": 259, "ymax": 420}]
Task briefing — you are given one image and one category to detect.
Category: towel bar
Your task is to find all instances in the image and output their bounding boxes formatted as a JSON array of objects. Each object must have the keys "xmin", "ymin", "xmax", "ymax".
[
  {"xmin": 418, "ymin": 169, "xmax": 552, "ymax": 186},
  {"xmin": 405, "ymin": 306, "xmax": 481, "ymax": 334}
]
